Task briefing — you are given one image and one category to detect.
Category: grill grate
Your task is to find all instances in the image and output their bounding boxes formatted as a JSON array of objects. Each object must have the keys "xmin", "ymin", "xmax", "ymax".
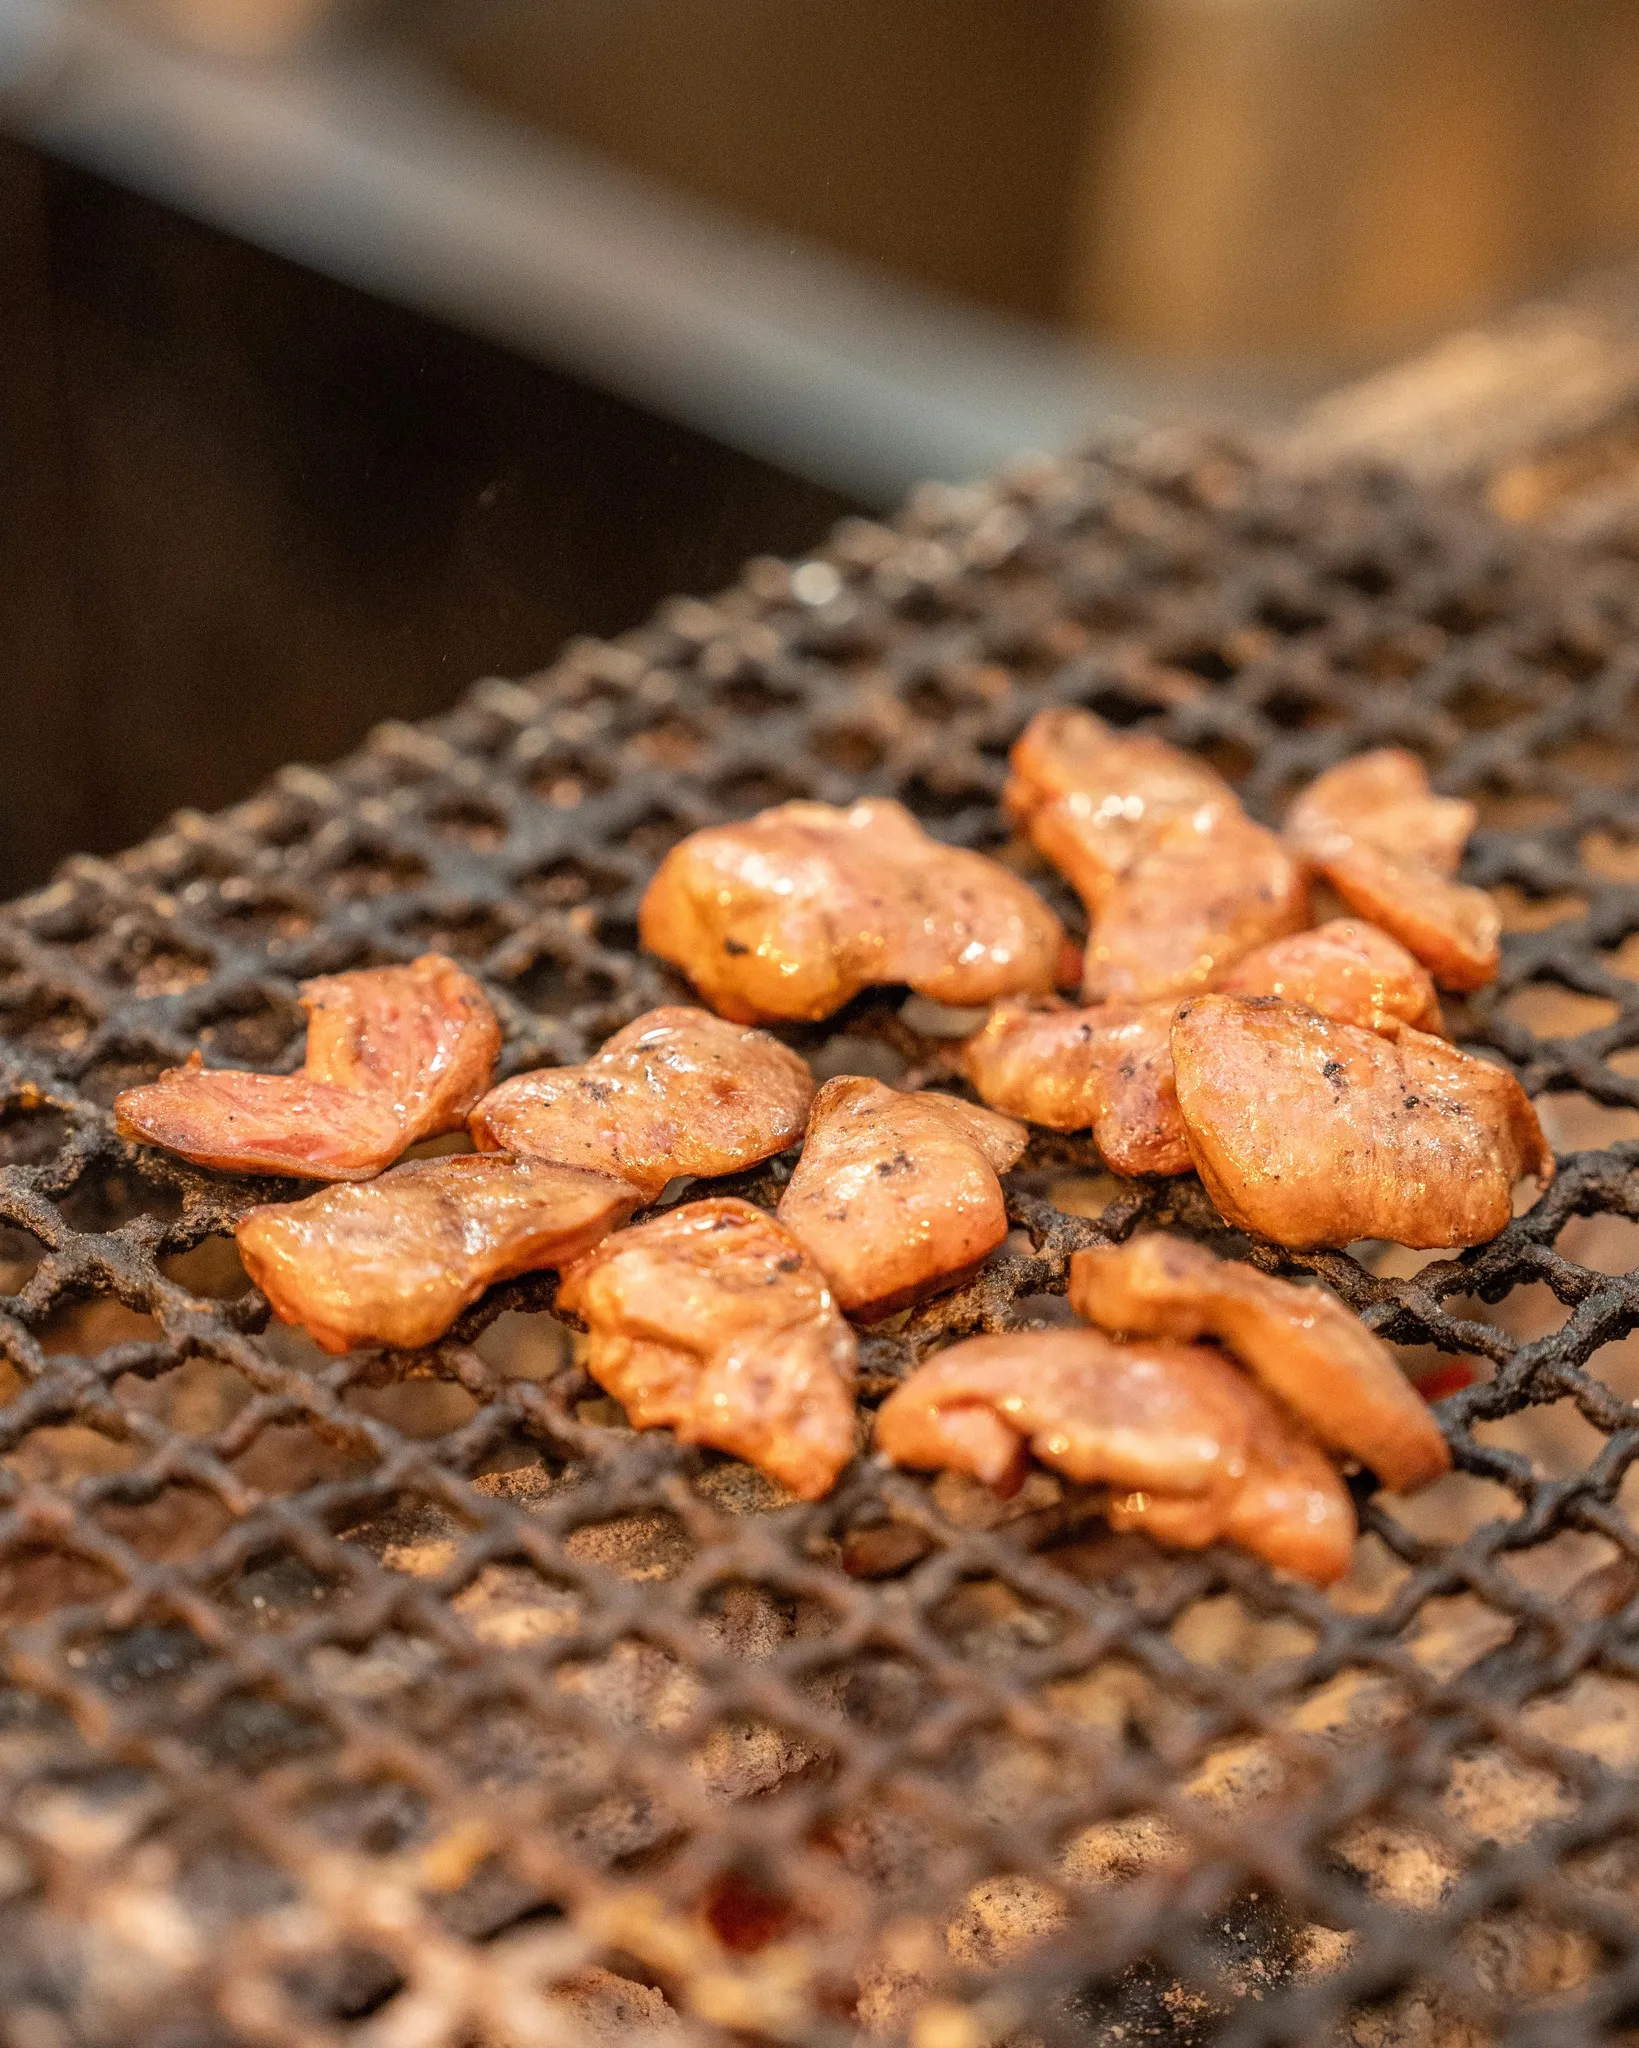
[{"xmin": 5, "ymin": 434, "xmax": 1639, "ymax": 2046}]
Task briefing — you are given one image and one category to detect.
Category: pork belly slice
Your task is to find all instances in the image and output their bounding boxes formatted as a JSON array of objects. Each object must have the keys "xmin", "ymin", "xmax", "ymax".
[
  {"xmin": 556, "ymin": 1198, "xmax": 857, "ymax": 1501},
  {"xmin": 961, "ymin": 998, "xmax": 1190, "ymax": 1177},
  {"xmin": 1286, "ymin": 749, "xmax": 1499, "ymax": 991},
  {"xmin": 776, "ymin": 1077, "xmax": 1027, "ymax": 1321},
  {"xmin": 237, "ymin": 1156, "xmax": 638, "ymax": 1353},
  {"xmin": 875, "ymin": 1328, "xmax": 1354, "ymax": 1586},
  {"xmin": 1217, "ymin": 918, "xmax": 1444, "ymax": 1036},
  {"xmin": 470, "ymin": 1006, "xmax": 814, "ymax": 1199},
  {"xmin": 1171, "ymin": 994, "xmax": 1552, "ymax": 1250},
  {"xmin": 1004, "ymin": 708, "xmax": 1307, "ymax": 1002},
  {"xmin": 116, "ymin": 954, "xmax": 501, "ymax": 1179},
  {"xmin": 637, "ymin": 798, "xmax": 1063, "ymax": 1024},
  {"xmin": 1070, "ymin": 1235, "xmax": 1450, "ymax": 1492}
]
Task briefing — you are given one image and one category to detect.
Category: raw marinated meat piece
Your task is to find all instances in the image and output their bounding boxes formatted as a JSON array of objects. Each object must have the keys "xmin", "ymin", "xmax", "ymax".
[
  {"xmin": 556, "ymin": 1198, "xmax": 857, "ymax": 1501},
  {"xmin": 777, "ymin": 1077, "xmax": 1027, "ymax": 1321},
  {"xmin": 961, "ymin": 998, "xmax": 1190, "ymax": 1177},
  {"xmin": 237, "ymin": 1156, "xmax": 638, "ymax": 1354},
  {"xmin": 1286, "ymin": 749, "xmax": 1499, "ymax": 991},
  {"xmin": 875, "ymin": 1327, "xmax": 1354, "ymax": 1585},
  {"xmin": 637, "ymin": 798, "xmax": 1063, "ymax": 1023},
  {"xmin": 1171, "ymin": 994, "xmax": 1552, "ymax": 1250},
  {"xmin": 471, "ymin": 1007, "xmax": 814, "ymax": 1199},
  {"xmin": 1004, "ymin": 709, "xmax": 1306, "ymax": 1002},
  {"xmin": 1070, "ymin": 1234, "xmax": 1450, "ymax": 1492},
  {"xmin": 116, "ymin": 955, "xmax": 500, "ymax": 1180},
  {"xmin": 1217, "ymin": 918, "xmax": 1444, "ymax": 1036}
]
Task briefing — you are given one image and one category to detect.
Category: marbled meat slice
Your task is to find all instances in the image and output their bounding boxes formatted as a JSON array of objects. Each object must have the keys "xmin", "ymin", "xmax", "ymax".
[
  {"xmin": 470, "ymin": 1006, "xmax": 814, "ymax": 1199},
  {"xmin": 638, "ymin": 797, "xmax": 1063, "ymax": 1023},
  {"xmin": 961, "ymin": 998, "xmax": 1190, "ymax": 1176},
  {"xmin": 875, "ymin": 1327, "xmax": 1354, "ymax": 1586},
  {"xmin": 1171, "ymin": 994, "xmax": 1552, "ymax": 1250},
  {"xmin": 556, "ymin": 1198, "xmax": 858, "ymax": 1501},
  {"xmin": 1070, "ymin": 1234, "xmax": 1450, "ymax": 1492},
  {"xmin": 116, "ymin": 954, "xmax": 500, "ymax": 1180},
  {"xmin": 237, "ymin": 1156, "xmax": 639, "ymax": 1353},
  {"xmin": 1003, "ymin": 709, "xmax": 1306, "ymax": 1001},
  {"xmin": 1286, "ymin": 749, "xmax": 1499, "ymax": 991},
  {"xmin": 1217, "ymin": 918, "xmax": 1444, "ymax": 1036},
  {"xmin": 777, "ymin": 1076, "xmax": 1027, "ymax": 1320}
]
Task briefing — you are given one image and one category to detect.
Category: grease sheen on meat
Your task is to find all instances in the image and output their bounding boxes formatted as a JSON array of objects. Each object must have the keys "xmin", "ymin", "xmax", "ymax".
[
  {"xmin": 875, "ymin": 1328, "xmax": 1354, "ymax": 1585},
  {"xmin": 1217, "ymin": 919, "xmax": 1444, "ymax": 1036},
  {"xmin": 961, "ymin": 998, "xmax": 1190, "ymax": 1176},
  {"xmin": 1172, "ymin": 994, "xmax": 1552, "ymax": 1249},
  {"xmin": 1286, "ymin": 749, "xmax": 1499, "ymax": 991},
  {"xmin": 1004, "ymin": 709, "xmax": 1307, "ymax": 1001},
  {"xmin": 470, "ymin": 1007, "xmax": 814, "ymax": 1199},
  {"xmin": 556, "ymin": 1199, "xmax": 858, "ymax": 1501},
  {"xmin": 237, "ymin": 1157, "xmax": 638, "ymax": 1353},
  {"xmin": 637, "ymin": 798, "xmax": 1063, "ymax": 1023},
  {"xmin": 1070, "ymin": 1235, "xmax": 1450, "ymax": 1492},
  {"xmin": 777, "ymin": 1077, "xmax": 1027, "ymax": 1320},
  {"xmin": 116, "ymin": 955, "xmax": 500, "ymax": 1180}
]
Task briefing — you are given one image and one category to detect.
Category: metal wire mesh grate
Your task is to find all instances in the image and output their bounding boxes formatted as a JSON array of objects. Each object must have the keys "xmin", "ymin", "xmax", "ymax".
[{"xmin": 6, "ymin": 432, "xmax": 1639, "ymax": 2047}]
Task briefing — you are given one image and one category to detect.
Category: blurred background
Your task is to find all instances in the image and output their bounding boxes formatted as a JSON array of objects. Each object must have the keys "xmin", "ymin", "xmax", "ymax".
[{"xmin": 7, "ymin": 0, "xmax": 1639, "ymax": 895}]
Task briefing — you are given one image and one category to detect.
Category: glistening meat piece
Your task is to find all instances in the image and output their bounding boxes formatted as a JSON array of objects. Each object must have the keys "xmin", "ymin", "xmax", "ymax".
[
  {"xmin": 1172, "ymin": 994, "xmax": 1552, "ymax": 1250},
  {"xmin": 116, "ymin": 955, "xmax": 501, "ymax": 1180},
  {"xmin": 1070, "ymin": 1235, "xmax": 1450, "ymax": 1492},
  {"xmin": 777, "ymin": 1077, "xmax": 1027, "ymax": 1320},
  {"xmin": 961, "ymin": 998, "xmax": 1190, "ymax": 1176},
  {"xmin": 556, "ymin": 1199, "xmax": 857, "ymax": 1501},
  {"xmin": 1004, "ymin": 709, "xmax": 1306, "ymax": 1001},
  {"xmin": 1004, "ymin": 707, "xmax": 1235, "ymax": 911},
  {"xmin": 638, "ymin": 798, "xmax": 1063, "ymax": 1023},
  {"xmin": 470, "ymin": 1007, "xmax": 814, "ymax": 1199},
  {"xmin": 1217, "ymin": 918, "xmax": 1444, "ymax": 1036},
  {"xmin": 1105, "ymin": 1367, "xmax": 1355, "ymax": 1588},
  {"xmin": 237, "ymin": 1156, "xmax": 638, "ymax": 1353},
  {"xmin": 875, "ymin": 1328, "xmax": 1354, "ymax": 1585},
  {"xmin": 1286, "ymin": 749, "xmax": 1499, "ymax": 991}
]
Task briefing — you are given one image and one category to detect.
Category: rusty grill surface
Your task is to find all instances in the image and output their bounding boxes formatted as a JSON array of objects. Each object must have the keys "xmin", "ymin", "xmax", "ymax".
[{"xmin": 6, "ymin": 436, "xmax": 1639, "ymax": 2046}]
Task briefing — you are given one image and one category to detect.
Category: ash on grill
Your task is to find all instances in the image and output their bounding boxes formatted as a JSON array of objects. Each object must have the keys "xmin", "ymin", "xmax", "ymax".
[{"xmin": 3, "ymin": 433, "xmax": 1639, "ymax": 2047}]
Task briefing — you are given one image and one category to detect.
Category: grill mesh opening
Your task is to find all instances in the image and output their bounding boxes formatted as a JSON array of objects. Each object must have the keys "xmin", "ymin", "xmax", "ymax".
[{"xmin": 5, "ymin": 435, "xmax": 1639, "ymax": 2046}]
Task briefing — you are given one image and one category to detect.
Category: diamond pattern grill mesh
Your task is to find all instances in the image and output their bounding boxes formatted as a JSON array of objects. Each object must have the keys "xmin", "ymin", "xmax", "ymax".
[{"xmin": 5, "ymin": 434, "xmax": 1639, "ymax": 2047}]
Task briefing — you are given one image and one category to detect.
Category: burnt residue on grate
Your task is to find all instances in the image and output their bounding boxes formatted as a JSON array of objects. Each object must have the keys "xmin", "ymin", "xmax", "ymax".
[{"xmin": 4, "ymin": 435, "xmax": 1639, "ymax": 2045}]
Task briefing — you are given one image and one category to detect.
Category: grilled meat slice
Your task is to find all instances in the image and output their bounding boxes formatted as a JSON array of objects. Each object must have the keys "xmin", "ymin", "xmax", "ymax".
[
  {"xmin": 117, "ymin": 955, "xmax": 500, "ymax": 1180},
  {"xmin": 1286, "ymin": 749, "xmax": 1499, "ymax": 991},
  {"xmin": 961, "ymin": 998, "xmax": 1189, "ymax": 1176},
  {"xmin": 1003, "ymin": 706, "xmax": 1235, "ymax": 909},
  {"xmin": 471, "ymin": 1007, "xmax": 814, "ymax": 1199},
  {"xmin": 777, "ymin": 1077, "xmax": 1027, "ymax": 1320},
  {"xmin": 1004, "ymin": 709, "xmax": 1306, "ymax": 1002},
  {"xmin": 1217, "ymin": 918, "xmax": 1444, "ymax": 1036},
  {"xmin": 556, "ymin": 1198, "xmax": 858, "ymax": 1501},
  {"xmin": 1070, "ymin": 1234, "xmax": 1450, "ymax": 1492},
  {"xmin": 637, "ymin": 798, "xmax": 1063, "ymax": 1023},
  {"xmin": 237, "ymin": 1156, "xmax": 638, "ymax": 1353},
  {"xmin": 1171, "ymin": 994, "xmax": 1552, "ymax": 1250},
  {"xmin": 875, "ymin": 1326, "xmax": 1354, "ymax": 1585}
]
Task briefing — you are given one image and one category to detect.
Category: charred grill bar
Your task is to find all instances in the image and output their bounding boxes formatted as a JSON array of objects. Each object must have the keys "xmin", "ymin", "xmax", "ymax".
[{"xmin": 3, "ymin": 436, "xmax": 1639, "ymax": 2044}]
